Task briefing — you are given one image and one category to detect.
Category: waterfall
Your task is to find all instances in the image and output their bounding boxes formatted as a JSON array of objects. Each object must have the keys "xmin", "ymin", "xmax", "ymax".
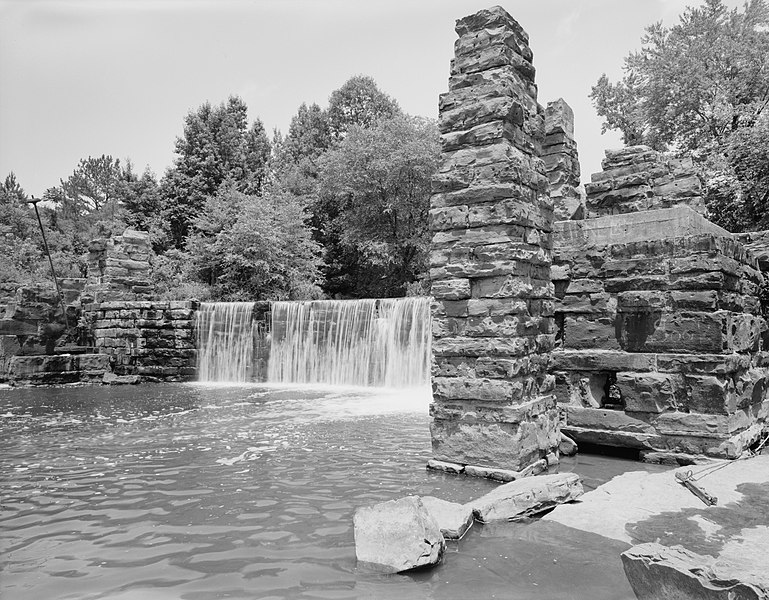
[
  {"xmin": 196, "ymin": 302, "xmax": 259, "ymax": 383},
  {"xmin": 268, "ymin": 297, "xmax": 431, "ymax": 388}
]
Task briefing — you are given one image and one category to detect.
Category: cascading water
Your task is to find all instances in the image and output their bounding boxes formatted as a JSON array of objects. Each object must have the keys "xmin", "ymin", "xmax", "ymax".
[
  {"xmin": 268, "ymin": 297, "xmax": 431, "ymax": 388},
  {"xmin": 196, "ymin": 302, "xmax": 258, "ymax": 383}
]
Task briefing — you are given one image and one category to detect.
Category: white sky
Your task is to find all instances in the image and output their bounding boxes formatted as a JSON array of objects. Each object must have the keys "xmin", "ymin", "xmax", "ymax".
[{"xmin": 0, "ymin": 0, "xmax": 742, "ymax": 197}]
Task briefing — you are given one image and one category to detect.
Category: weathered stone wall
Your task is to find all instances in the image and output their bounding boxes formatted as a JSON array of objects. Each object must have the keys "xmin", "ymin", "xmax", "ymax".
[
  {"xmin": 428, "ymin": 6, "xmax": 559, "ymax": 472},
  {"xmin": 551, "ymin": 206, "xmax": 769, "ymax": 461},
  {"xmin": 90, "ymin": 300, "xmax": 198, "ymax": 382},
  {"xmin": 0, "ymin": 279, "xmax": 87, "ymax": 381},
  {"xmin": 84, "ymin": 229, "xmax": 154, "ymax": 303},
  {"xmin": 543, "ymin": 99, "xmax": 583, "ymax": 221},
  {"xmin": 585, "ymin": 146, "xmax": 705, "ymax": 218},
  {"xmin": 6, "ymin": 354, "xmax": 110, "ymax": 385}
]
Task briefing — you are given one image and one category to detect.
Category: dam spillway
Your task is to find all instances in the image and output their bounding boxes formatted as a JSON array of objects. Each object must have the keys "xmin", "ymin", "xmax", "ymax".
[{"xmin": 268, "ymin": 298, "xmax": 431, "ymax": 388}]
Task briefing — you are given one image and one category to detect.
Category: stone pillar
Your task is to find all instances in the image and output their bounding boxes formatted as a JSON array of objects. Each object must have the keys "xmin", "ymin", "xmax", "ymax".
[
  {"xmin": 84, "ymin": 228, "xmax": 154, "ymax": 303},
  {"xmin": 543, "ymin": 99, "xmax": 583, "ymax": 221},
  {"xmin": 428, "ymin": 6, "xmax": 559, "ymax": 474}
]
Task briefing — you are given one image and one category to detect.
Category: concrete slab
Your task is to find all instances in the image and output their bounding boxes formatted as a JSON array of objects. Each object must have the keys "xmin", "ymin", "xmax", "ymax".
[{"xmin": 554, "ymin": 205, "xmax": 730, "ymax": 249}]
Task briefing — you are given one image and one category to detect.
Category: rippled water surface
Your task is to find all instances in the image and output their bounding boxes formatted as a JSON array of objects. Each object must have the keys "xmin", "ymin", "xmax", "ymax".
[{"xmin": 2, "ymin": 384, "xmax": 646, "ymax": 599}]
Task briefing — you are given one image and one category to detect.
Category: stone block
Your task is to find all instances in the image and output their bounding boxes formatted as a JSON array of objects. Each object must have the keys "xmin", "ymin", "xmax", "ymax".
[
  {"xmin": 616, "ymin": 372, "xmax": 680, "ymax": 413},
  {"xmin": 430, "ymin": 396, "xmax": 559, "ymax": 471},
  {"xmin": 549, "ymin": 349, "xmax": 657, "ymax": 372},
  {"xmin": 616, "ymin": 311, "xmax": 727, "ymax": 354},
  {"xmin": 684, "ymin": 375, "xmax": 735, "ymax": 414},
  {"xmin": 469, "ymin": 472, "xmax": 583, "ymax": 522},
  {"xmin": 622, "ymin": 542, "xmax": 769, "ymax": 600},
  {"xmin": 563, "ymin": 316, "xmax": 620, "ymax": 350},
  {"xmin": 420, "ymin": 496, "xmax": 474, "ymax": 540},
  {"xmin": 353, "ymin": 496, "xmax": 445, "ymax": 573},
  {"xmin": 432, "ymin": 376, "xmax": 522, "ymax": 402},
  {"xmin": 565, "ymin": 406, "xmax": 656, "ymax": 435},
  {"xmin": 431, "ymin": 278, "xmax": 471, "ymax": 300}
]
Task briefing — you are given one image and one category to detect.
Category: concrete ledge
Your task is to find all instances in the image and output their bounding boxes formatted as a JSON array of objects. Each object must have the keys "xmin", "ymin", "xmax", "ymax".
[{"xmin": 554, "ymin": 206, "xmax": 730, "ymax": 249}]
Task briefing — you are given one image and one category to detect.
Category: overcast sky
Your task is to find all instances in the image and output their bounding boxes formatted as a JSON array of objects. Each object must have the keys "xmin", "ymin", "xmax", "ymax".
[{"xmin": 0, "ymin": 0, "xmax": 740, "ymax": 197}]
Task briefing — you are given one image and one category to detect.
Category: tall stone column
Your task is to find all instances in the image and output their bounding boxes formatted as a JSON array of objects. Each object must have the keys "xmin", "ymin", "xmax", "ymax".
[{"xmin": 429, "ymin": 6, "xmax": 559, "ymax": 473}]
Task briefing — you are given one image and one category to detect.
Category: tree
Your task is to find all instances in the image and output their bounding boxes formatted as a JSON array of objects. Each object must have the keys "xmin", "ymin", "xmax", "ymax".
[
  {"xmin": 592, "ymin": 0, "xmax": 769, "ymax": 152},
  {"xmin": 317, "ymin": 115, "xmax": 439, "ymax": 297},
  {"xmin": 591, "ymin": 0, "xmax": 769, "ymax": 230},
  {"xmin": 271, "ymin": 102, "xmax": 333, "ymax": 199},
  {"xmin": 327, "ymin": 75, "xmax": 401, "ymax": 139},
  {"xmin": 159, "ymin": 96, "xmax": 271, "ymax": 248},
  {"xmin": 0, "ymin": 173, "xmax": 42, "ymax": 284},
  {"xmin": 186, "ymin": 185, "xmax": 323, "ymax": 301},
  {"xmin": 58, "ymin": 155, "xmax": 124, "ymax": 228}
]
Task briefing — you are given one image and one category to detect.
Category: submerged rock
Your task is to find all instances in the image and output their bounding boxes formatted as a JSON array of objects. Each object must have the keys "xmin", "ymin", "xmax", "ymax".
[
  {"xmin": 622, "ymin": 541, "xmax": 769, "ymax": 600},
  {"xmin": 353, "ymin": 496, "xmax": 445, "ymax": 573},
  {"xmin": 421, "ymin": 496, "xmax": 474, "ymax": 540},
  {"xmin": 469, "ymin": 472, "xmax": 584, "ymax": 522}
]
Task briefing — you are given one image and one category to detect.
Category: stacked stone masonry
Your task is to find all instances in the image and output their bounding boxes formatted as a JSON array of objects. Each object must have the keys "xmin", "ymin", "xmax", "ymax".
[
  {"xmin": 542, "ymin": 99, "xmax": 583, "ymax": 221},
  {"xmin": 0, "ymin": 280, "xmax": 87, "ymax": 380},
  {"xmin": 551, "ymin": 206, "xmax": 769, "ymax": 460},
  {"xmin": 585, "ymin": 146, "xmax": 705, "ymax": 219},
  {"xmin": 90, "ymin": 300, "xmax": 198, "ymax": 381},
  {"xmin": 429, "ymin": 6, "xmax": 559, "ymax": 472},
  {"xmin": 84, "ymin": 229, "xmax": 154, "ymax": 303}
]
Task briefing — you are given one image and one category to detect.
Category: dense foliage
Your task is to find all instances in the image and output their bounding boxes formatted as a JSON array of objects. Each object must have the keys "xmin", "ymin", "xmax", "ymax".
[
  {"xmin": 2, "ymin": 76, "xmax": 438, "ymax": 301},
  {"xmin": 591, "ymin": 0, "xmax": 769, "ymax": 231}
]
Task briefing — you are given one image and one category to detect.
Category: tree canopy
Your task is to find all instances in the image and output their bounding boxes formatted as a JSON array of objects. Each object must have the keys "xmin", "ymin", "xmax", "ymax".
[
  {"xmin": 159, "ymin": 96, "xmax": 271, "ymax": 248},
  {"xmin": 2, "ymin": 74, "xmax": 436, "ymax": 301},
  {"xmin": 317, "ymin": 115, "xmax": 439, "ymax": 297},
  {"xmin": 186, "ymin": 186, "xmax": 323, "ymax": 301}
]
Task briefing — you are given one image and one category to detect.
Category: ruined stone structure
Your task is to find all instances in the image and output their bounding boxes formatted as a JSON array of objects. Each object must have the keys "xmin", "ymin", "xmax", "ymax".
[
  {"xmin": 428, "ymin": 6, "xmax": 559, "ymax": 473},
  {"xmin": 89, "ymin": 300, "xmax": 198, "ymax": 382},
  {"xmin": 585, "ymin": 146, "xmax": 705, "ymax": 218},
  {"xmin": 0, "ymin": 279, "xmax": 88, "ymax": 381},
  {"xmin": 542, "ymin": 99, "xmax": 583, "ymax": 221},
  {"xmin": 84, "ymin": 229, "xmax": 154, "ymax": 303},
  {"xmin": 552, "ymin": 205, "xmax": 768, "ymax": 461},
  {"xmin": 1, "ymin": 229, "xmax": 197, "ymax": 385}
]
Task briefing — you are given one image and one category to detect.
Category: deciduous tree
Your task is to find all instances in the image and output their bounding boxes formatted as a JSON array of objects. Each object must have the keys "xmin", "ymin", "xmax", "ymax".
[
  {"xmin": 591, "ymin": 0, "xmax": 769, "ymax": 230},
  {"xmin": 317, "ymin": 115, "xmax": 439, "ymax": 297}
]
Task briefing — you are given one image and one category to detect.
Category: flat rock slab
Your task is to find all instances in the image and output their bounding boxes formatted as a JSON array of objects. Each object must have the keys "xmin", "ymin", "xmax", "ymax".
[
  {"xmin": 622, "ymin": 540, "xmax": 769, "ymax": 600},
  {"xmin": 544, "ymin": 455, "xmax": 769, "ymax": 544},
  {"xmin": 421, "ymin": 496, "xmax": 474, "ymax": 540},
  {"xmin": 469, "ymin": 472, "xmax": 584, "ymax": 522},
  {"xmin": 353, "ymin": 496, "xmax": 445, "ymax": 573}
]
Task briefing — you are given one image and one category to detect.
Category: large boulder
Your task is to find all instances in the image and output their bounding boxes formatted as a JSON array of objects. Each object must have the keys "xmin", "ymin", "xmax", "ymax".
[
  {"xmin": 622, "ymin": 541, "xmax": 769, "ymax": 600},
  {"xmin": 420, "ymin": 496, "xmax": 474, "ymax": 540},
  {"xmin": 469, "ymin": 472, "xmax": 584, "ymax": 522},
  {"xmin": 353, "ymin": 496, "xmax": 445, "ymax": 573}
]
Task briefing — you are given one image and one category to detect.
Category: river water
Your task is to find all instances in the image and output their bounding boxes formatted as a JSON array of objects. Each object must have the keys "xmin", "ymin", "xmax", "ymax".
[{"xmin": 1, "ymin": 384, "xmax": 650, "ymax": 599}]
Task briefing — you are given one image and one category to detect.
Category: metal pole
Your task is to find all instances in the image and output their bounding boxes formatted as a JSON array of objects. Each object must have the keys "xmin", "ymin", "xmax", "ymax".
[{"xmin": 27, "ymin": 196, "xmax": 70, "ymax": 330}]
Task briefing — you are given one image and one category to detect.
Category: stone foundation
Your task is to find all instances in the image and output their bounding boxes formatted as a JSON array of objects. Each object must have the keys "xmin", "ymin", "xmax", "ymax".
[
  {"xmin": 6, "ymin": 354, "xmax": 110, "ymax": 385},
  {"xmin": 428, "ymin": 6, "xmax": 559, "ymax": 472},
  {"xmin": 90, "ymin": 300, "xmax": 198, "ymax": 381},
  {"xmin": 552, "ymin": 206, "xmax": 769, "ymax": 460}
]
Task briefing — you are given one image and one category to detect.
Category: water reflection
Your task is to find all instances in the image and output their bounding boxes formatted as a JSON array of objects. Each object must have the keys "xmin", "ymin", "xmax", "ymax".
[{"xmin": 1, "ymin": 384, "xmax": 646, "ymax": 599}]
